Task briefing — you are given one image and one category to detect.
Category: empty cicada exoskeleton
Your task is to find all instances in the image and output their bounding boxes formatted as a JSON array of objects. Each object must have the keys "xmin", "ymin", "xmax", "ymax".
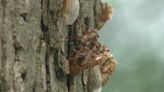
[
  {"xmin": 100, "ymin": 53, "xmax": 117, "ymax": 85},
  {"xmin": 95, "ymin": 2, "xmax": 114, "ymax": 29},
  {"xmin": 63, "ymin": 0, "xmax": 79, "ymax": 25}
]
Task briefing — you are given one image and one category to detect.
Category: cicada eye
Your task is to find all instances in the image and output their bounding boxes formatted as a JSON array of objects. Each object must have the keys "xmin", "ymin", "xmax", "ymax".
[{"xmin": 63, "ymin": 0, "xmax": 79, "ymax": 25}]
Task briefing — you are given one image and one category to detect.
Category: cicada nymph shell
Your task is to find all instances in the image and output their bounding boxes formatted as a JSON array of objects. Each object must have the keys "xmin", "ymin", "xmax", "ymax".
[
  {"xmin": 63, "ymin": 0, "xmax": 80, "ymax": 25},
  {"xmin": 95, "ymin": 2, "xmax": 114, "ymax": 29},
  {"xmin": 100, "ymin": 53, "xmax": 117, "ymax": 85},
  {"xmin": 100, "ymin": 3, "xmax": 113, "ymax": 22}
]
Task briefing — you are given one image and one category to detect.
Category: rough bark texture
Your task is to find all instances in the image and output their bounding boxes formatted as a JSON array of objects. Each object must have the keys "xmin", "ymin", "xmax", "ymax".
[{"xmin": 0, "ymin": 0, "xmax": 102, "ymax": 92}]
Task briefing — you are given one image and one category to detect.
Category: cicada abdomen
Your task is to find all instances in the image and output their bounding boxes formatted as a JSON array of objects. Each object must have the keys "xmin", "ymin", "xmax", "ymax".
[{"xmin": 63, "ymin": 0, "xmax": 79, "ymax": 25}]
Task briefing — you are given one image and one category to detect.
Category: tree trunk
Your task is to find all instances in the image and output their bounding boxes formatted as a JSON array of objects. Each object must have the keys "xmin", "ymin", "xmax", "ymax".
[{"xmin": 0, "ymin": 0, "xmax": 110, "ymax": 92}]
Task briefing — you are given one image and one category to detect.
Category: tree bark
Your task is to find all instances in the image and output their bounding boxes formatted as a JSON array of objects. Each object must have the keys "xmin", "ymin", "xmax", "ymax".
[{"xmin": 0, "ymin": 0, "xmax": 104, "ymax": 92}]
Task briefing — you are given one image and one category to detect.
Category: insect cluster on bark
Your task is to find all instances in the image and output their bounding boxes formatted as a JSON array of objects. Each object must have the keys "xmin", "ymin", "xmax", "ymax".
[
  {"xmin": 62, "ymin": 0, "xmax": 117, "ymax": 88},
  {"xmin": 68, "ymin": 28, "xmax": 117, "ymax": 85}
]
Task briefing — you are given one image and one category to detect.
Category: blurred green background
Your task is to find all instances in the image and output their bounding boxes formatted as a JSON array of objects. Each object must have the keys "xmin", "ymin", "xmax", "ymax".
[{"xmin": 100, "ymin": 0, "xmax": 164, "ymax": 92}]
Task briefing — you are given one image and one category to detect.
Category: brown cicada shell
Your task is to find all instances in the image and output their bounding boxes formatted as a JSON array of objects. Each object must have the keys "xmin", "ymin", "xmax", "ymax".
[{"xmin": 95, "ymin": 2, "xmax": 114, "ymax": 29}]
